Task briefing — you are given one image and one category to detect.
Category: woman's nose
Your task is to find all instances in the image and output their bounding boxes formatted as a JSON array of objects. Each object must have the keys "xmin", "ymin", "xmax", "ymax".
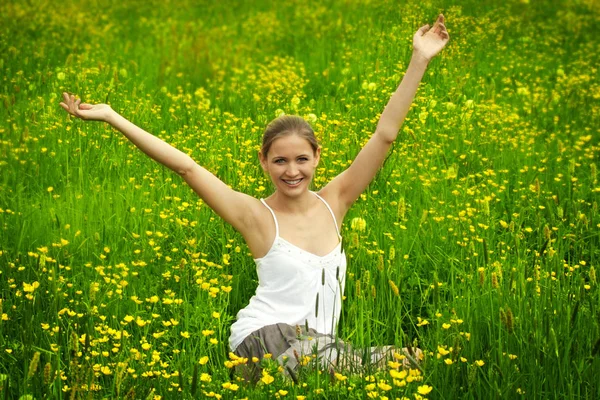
[{"xmin": 286, "ymin": 163, "xmax": 299, "ymax": 176}]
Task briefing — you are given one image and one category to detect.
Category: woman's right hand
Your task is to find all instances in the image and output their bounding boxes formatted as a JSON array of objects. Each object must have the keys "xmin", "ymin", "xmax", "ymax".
[{"xmin": 59, "ymin": 92, "xmax": 113, "ymax": 122}]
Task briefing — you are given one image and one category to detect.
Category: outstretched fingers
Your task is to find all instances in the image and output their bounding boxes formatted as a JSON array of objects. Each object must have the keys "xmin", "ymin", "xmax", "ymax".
[{"xmin": 59, "ymin": 92, "xmax": 83, "ymax": 117}]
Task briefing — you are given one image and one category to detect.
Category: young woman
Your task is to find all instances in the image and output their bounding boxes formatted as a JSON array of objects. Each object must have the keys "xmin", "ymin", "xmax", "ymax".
[{"xmin": 60, "ymin": 15, "xmax": 449, "ymax": 380}]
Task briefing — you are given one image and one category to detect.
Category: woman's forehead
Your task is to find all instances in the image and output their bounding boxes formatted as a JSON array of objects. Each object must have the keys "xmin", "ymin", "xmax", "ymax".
[{"xmin": 269, "ymin": 134, "xmax": 314, "ymax": 156}]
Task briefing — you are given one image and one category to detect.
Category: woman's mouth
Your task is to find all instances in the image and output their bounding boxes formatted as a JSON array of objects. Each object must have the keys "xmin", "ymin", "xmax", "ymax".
[{"xmin": 282, "ymin": 178, "xmax": 303, "ymax": 187}]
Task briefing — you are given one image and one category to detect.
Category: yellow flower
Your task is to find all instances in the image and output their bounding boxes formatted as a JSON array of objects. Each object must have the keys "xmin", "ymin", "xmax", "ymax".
[
  {"xmin": 278, "ymin": 390, "xmax": 288, "ymax": 396},
  {"xmin": 378, "ymin": 381, "xmax": 392, "ymax": 391},
  {"xmin": 334, "ymin": 372, "xmax": 347, "ymax": 381},
  {"xmin": 444, "ymin": 358, "xmax": 453, "ymax": 365},
  {"xmin": 212, "ymin": 311, "xmax": 221, "ymax": 319},
  {"xmin": 23, "ymin": 281, "xmax": 40, "ymax": 293},
  {"xmin": 200, "ymin": 373, "xmax": 212, "ymax": 382},
  {"xmin": 390, "ymin": 369, "xmax": 407, "ymax": 379},
  {"xmin": 222, "ymin": 382, "xmax": 239, "ymax": 391},
  {"xmin": 417, "ymin": 385, "xmax": 433, "ymax": 395},
  {"xmin": 180, "ymin": 331, "xmax": 190, "ymax": 338},
  {"xmin": 261, "ymin": 373, "xmax": 274, "ymax": 385},
  {"xmin": 350, "ymin": 217, "xmax": 367, "ymax": 231},
  {"xmin": 199, "ymin": 356, "xmax": 209, "ymax": 365},
  {"xmin": 442, "ymin": 323, "xmax": 451, "ymax": 330},
  {"xmin": 475, "ymin": 360, "xmax": 485, "ymax": 367},
  {"xmin": 437, "ymin": 346, "xmax": 450, "ymax": 356}
]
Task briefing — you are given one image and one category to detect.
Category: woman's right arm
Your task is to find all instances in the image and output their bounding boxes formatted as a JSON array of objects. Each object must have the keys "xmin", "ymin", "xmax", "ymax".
[{"xmin": 59, "ymin": 93, "xmax": 260, "ymax": 232}]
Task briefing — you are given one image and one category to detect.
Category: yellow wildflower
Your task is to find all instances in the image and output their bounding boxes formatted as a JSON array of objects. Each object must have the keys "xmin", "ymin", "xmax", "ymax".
[{"xmin": 417, "ymin": 385, "xmax": 433, "ymax": 395}]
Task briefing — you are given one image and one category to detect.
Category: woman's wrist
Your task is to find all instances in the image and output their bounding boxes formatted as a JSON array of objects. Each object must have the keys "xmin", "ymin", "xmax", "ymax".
[
  {"xmin": 410, "ymin": 51, "xmax": 431, "ymax": 68},
  {"xmin": 103, "ymin": 107, "xmax": 117, "ymax": 124}
]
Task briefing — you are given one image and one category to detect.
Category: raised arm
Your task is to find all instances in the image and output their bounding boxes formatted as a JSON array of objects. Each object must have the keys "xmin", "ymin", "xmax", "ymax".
[
  {"xmin": 321, "ymin": 15, "xmax": 449, "ymax": 215},
  {"xmin": 59, "ymin": 93, "xmax": 260, "ymax": 232}
]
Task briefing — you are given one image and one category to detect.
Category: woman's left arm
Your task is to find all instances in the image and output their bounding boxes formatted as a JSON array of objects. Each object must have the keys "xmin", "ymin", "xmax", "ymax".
[{"xmin": 322, "ymin": 14, "xmax": 449, "ymax": 214}]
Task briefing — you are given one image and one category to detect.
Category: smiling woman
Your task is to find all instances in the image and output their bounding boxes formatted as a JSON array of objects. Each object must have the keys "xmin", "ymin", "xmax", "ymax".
[{"xmin": 59, "ymin": 14, "xmax": 449, "ymax": 383}]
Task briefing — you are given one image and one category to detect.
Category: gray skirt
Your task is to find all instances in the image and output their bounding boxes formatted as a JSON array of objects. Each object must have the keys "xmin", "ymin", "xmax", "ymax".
[{"xmin": 233, "ymin": 323, "xmax": 417, "ymax": 383}]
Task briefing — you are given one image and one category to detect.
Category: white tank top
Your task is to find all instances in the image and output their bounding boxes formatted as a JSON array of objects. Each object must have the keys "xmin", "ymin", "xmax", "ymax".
[{"xmin": 229, "ymin": 192, "xmax": 347, "ymax": 351}]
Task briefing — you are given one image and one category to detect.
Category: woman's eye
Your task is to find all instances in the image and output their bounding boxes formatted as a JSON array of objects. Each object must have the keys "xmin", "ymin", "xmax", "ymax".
[
  {"xmin": 298, "ymin": 157, "xmax": 308, "ymax": 162},
  {"xmin": 274, "ymin": 159, "xmax": 285, "ymax": 164}
]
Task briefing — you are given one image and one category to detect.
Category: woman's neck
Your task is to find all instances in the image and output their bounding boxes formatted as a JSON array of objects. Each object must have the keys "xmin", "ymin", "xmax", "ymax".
[{"xmin": 267, "ymin": 190, "xmax": 316, "ymax": 215}]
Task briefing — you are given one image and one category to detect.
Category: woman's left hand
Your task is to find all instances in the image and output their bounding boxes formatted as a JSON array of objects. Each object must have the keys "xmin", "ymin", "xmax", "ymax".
[{"xmin": 413, "ymin": 14, "xmax": 450, "ymax": 63}]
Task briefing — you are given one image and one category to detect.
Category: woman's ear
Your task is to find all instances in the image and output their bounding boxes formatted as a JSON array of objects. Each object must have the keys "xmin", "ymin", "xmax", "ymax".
[
  {"xmin": 313, "ymin": 147, "xmax": 321, "ymax": 166},
  {"xmin": 258, "ymin": 150, "xmax": 268, "ymax": 172}
]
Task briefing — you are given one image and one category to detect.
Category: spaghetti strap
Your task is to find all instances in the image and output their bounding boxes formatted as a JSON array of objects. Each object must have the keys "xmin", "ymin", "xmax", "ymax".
[
  {"xmin": 312, "ymin": 192, "xmax": 341, "ymax": 238},
  {"xmin": 260, "ymin": 199, "xmax": 280, "ymax": 238}
]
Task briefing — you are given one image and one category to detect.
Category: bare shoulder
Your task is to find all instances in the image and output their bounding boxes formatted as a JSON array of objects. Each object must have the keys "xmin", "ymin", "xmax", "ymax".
[
  {"xmin": 315, "ymin": 186, "xmax": 347, "ymax": 230},
  {"xmin": 237, "ymin": 196, "xmax": 276, "ymax": 258}
]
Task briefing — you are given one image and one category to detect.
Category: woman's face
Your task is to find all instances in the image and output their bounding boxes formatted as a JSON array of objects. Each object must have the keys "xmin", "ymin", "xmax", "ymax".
[{"xmin": 260, "ymin": 134, "xmax": 320, "ymax": 197}]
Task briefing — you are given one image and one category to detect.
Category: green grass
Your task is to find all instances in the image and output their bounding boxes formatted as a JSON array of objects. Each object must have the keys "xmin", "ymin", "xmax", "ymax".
[{"xmin": 1, "ymin": 0, "xmax": 599, "ymax": 398}]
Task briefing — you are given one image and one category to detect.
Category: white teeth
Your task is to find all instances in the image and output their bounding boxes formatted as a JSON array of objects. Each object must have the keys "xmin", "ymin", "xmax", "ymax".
[{"xmin": 284, "ymin": 179, "xmax": 302, "ymax": 185}]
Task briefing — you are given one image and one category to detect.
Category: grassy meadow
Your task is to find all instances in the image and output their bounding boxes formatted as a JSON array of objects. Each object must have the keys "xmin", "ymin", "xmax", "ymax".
[{"xmin": 1, "ymin": 0, "xmax": 599, "ymax": 398}]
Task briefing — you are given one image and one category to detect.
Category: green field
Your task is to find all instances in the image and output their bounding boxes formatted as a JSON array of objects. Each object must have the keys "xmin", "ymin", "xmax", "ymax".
[{"xmin": 1, "ymin": 0, "xmax": 599, "ymax": 398}]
